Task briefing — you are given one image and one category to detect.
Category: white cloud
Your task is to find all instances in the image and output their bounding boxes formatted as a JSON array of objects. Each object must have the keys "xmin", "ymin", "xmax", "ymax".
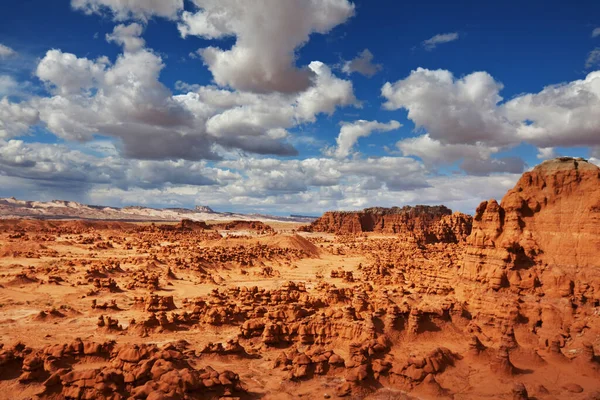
[
  {"xmin": 0, "ymin": 1, "xmax": 360, "ymax": 189},
  {"xmin": 11, "ymin": 37, "xmax": 357, "ymax": 161},
  {"xmin": 0, "ymin": 44, "xmax": 17, "ymax": 59},
  {"xmin": 179, "ymin": 0, "xmax": 355, "ymax": 93},
  {"xmin": 383, "ymin": 67, "xmax": 600, "ymax": 175},
  {"xmin": 422, "ymin": 32, "xmax": 459, "ymax": 50},
  {"xmin": 337, "ymin": 157, "xmax": 429, "ymax": 191},
  {"xmin": 383, "ymin": 67, "xmax": 600, "ymax": 168},
  {"xmin": 8, "ymin": 5, "xmax": 592, "ymax": 215},
  {"xmin": 536, "ymin": 147, "xmax": 556, "ymax": 160},
  {"xmin": 592, "ymin": 27, "xmax": 600, "ymax": 38},
  {"xmin": 71, "ymin": 0, "xmax": 183, "ymax": 21},
  {"xmin": 106, "ymin": 23, "xmax": 145, "ymax": 53},
  {"xmin": 32, "ymin": 48, "xmax": 218, "ymax": 157},
  {"xmin": 178, "ymin": 61, "xmax": 356, "ymax": 156},
  {"xmin": 585, "ymin": 48, "xmax": 600, "ymax": 69},
  {"xmin": 295, "ymin": 61, "xmax": 358, "ymax": 121},
  {"xmin": 505, "ymin": 70, "xmax": 600, "ymax": 148},
  {"xmin": 0, "ymin": 98, "xmax": 40, "ymax": 138},
  {"xmin": 36, "ymin": 50, "xmax": 109, "ymax": 96},
  {"xmin": 332, "ymin": 119, "xmax": 401, "ymax": 158},
  {"xmin": 382, "ymin": 68, "xmax": 515, "ymax": 146},
  {"xmin": 342, "ymin": 49, "xmax": 382, "ymax": 77},
  {"xmin": 395, "ymin": 134, "xmax": 525, "ymax": 175},
  {"xmin": 397, "ymin": 134, "xmax": 496, "ymax": 165}
]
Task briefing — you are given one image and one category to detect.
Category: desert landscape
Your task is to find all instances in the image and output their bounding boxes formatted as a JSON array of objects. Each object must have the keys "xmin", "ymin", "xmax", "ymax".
[
  {"xmin": 2, "ymin": 0, "xmax": 600, "ymax": 398},
  {"xmin": 0, "ymin": 156, "xmax": 598, "ymax": 400}
]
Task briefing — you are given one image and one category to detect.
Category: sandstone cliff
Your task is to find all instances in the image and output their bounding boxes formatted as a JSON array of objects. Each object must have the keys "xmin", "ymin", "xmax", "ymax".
[
  {"xmin": 463, "ymin": 157, "xmax": 600, "ymax": 300},
  {"xmin": 302, "ymin": 205, "xmax": 472, "ymax": 243}
]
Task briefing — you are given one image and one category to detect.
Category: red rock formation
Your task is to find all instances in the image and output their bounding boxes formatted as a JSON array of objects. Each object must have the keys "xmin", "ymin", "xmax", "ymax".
[
  {"xmin": 172, "ymin": 219, "xmax": 211, "ymax": 231},
  {"xmin": 463, "ymin": 157, "xmax": 600, "ymax": 302},
  {"xmin": 212, "ymin": 220, "xmax": 275, "ymax": 233},
  {"xmin": 302, "ymin": 205, "xmax": 472, "ymax": 243},
  {"xmin": 0, "ymin": 340, "xmax": 246, "ymax": 399}
]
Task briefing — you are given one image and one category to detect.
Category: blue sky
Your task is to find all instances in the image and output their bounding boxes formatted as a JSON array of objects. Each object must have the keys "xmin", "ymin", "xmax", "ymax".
[{"xmin": 0, "ymin": 0, "xmax": 599, "ymax": 215}]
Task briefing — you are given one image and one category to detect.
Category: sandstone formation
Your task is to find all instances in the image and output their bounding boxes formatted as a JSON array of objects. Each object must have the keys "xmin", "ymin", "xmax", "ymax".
[
  {"xmin": 463, "ymin": 157, "xmax": 600, "ymax": 303},
  {"xmin": 302, "ymin": 205, "xmax": 473, "ymax": 243},
  {"xmin": 212, "ymin": 220, "xmax": 275, "ymax": 234}
]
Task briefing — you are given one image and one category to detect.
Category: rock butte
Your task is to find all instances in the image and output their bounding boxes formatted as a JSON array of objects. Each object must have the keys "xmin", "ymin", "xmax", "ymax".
[
  {"xmin": 301, "ymin": 205, "xmax": 473, "ymax": 244},
  {"xmin": 0, "ymin": 157, "xmax": 599, "ymax": 400}
]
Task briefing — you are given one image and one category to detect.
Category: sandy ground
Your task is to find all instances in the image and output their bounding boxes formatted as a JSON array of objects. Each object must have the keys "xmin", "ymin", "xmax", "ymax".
[{"xmin": 0, "ymin": 220, "xmax": 599, "ymax": 399}]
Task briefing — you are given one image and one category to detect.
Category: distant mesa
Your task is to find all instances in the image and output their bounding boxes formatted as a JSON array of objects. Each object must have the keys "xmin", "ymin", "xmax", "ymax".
[
  {"xmin": 174, "ymin": 219, "xmax": 212, "ymax": 231},
  {"xmin": 195, "ymin": 205, "xmax": 216, "ymax": 213},
  {"xmin": 212, "ymin": 220, "xmax": 274, "ymax": 233},
  {"xmin": 302, "ymin": 204, "xmax": 473, "ymax": 244}
]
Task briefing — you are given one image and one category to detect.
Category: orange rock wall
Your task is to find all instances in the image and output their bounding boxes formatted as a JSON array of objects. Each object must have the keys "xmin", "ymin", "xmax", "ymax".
[
  {"xmin": 463, "ymin": 157, "xmax": 600, "ymax": 300},
  {"xmin": 304, "ymin": 206, "xmax": 472, "ymax": 243}
]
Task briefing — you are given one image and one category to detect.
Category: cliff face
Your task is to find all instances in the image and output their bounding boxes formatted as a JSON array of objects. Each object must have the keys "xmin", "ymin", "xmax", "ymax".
[
  {"xmin": 463, "ymin": 157, "xmax": 600, "ymax": 298},
  {"xmin": 303, "ymin": 205, "xmax": 472, "ymax": 243}
]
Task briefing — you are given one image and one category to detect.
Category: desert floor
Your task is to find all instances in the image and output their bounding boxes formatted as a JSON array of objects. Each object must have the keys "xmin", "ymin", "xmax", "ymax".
[{"xmin": 0, "ymin": 219, "xmax": 598, "ymax": 399}]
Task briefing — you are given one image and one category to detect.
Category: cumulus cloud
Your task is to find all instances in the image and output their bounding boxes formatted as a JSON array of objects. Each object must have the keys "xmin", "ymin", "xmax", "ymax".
[
  {"xmin": 422, "ymin": 32, "xmax": 459, "ymax": 50},
  {"xmin": 0, "ymin": 0, "xmax": 361, "ymax": 201},
  {"xmin": 0, "ymin": 44, "xmax": 17, "ymax": 58},
  {"xmin": 177, "ymin": 61, "xmax": 356, "ymax": 156},
  {"xmin": 382, "ymin": 68, "xmax": 515, "ymax": 146},
  {"xmin": 10, "ymin": 37, "xmax": 357, "ymax": 161},
  {"xmin": 0, "ymin": 133, "xmax": 522, "ymax": 215},
  {"xmin": 295, "ymin": 61, "xmax": 359, "ymax": 121},
  {"xmin": 397, "ymin": 134, "xmax": 496, "ymax": 165},
  {"xmin": 179, "ymin": 0, "xmax": 355, "ymax": 93},
  {"xmin": 4, "ymin": 3, "xmax": 569, "ymax": 215},
  {"xmin": 332, "ymin": 120, "xmax": 401, "ymax": 158},
  {"xmin": 342, "ymin": 49, "xmax": 382, "ymax": 77},
  {"xmin": 338, "ymin": 157, "xmax": 429, "ymax": 191},
  {"xmin": 384, "ymin": 67, "xmax": 600, "ymax": 174},
  {"xmin": 36, "ymin": 50, "xmax": 109, "ymax": 96},
  {"xmin": 0, "ymin": 98, "xmax": 40, "ymax": 138},
  {"xmin": 33, "ymin": 48, "xmax": 207, "ymax": 158},
  {"xmin": 505, "ymin": 70, "xmax": 600, "ymax": 148},
  {"xmin": 592, "ymin": 27, "xmax": 600, "ymax": 38},
  {"xmin": 71, "ymin": 0, "xmax": 183, "ymax": 21},
  {"xmin": 106, "ymin": 23, "xmax": 145, "ymax": 53}
]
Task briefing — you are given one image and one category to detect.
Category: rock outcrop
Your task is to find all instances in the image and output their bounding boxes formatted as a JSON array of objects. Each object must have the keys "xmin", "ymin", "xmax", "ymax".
[
  {"xmin": 302, "ymin": 205, "xmax": 472, "ymax": 243},
  {"xmin": 212, "ymin": 220, "xmax": 274, "ymax": 234},
  {"xmin": 463, "ymin": 157, "xmax": 600, "ymax": 302}
]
